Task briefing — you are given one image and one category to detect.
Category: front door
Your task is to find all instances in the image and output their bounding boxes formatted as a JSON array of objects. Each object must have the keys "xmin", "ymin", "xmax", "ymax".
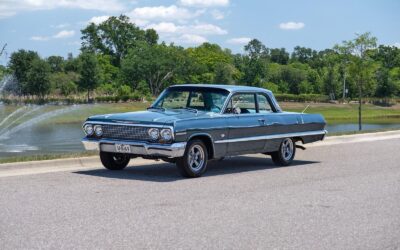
[{"xmin": 225, "ymin": 93, "xmax": 266, "ymax": 154}]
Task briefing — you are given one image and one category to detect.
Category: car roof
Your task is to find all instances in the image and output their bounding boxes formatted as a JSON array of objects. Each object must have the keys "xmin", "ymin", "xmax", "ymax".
[{"xmin": 169, "ymin": 84, "xmax": 272, "ymax": 93}]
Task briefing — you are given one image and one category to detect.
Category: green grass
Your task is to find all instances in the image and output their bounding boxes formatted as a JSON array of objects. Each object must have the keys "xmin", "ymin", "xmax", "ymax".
[
  {"xmin": 0, "ymin": 151, "xmax": 98, "ymax": 164},
  {"xmin": 281, "ymin": 102, "xmax": 400, "ymax": 124}
]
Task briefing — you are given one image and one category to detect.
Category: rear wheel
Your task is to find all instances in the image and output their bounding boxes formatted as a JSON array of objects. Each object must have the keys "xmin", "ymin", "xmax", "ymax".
[
  {"xmin": 176, "ymin": 139, "xmax": 208, "ymax": 178},
  {"xmin": 271, "ymin": 138, "xmax": 296, "ymax": 166},
  {"xmin": 100, "ymin": 152, "xmax": 130, "ymax": 170}
]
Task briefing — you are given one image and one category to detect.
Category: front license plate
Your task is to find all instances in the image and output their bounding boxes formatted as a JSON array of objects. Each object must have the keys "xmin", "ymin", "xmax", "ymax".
[{"xmin": 115, "ymin": 144, "xmax": 131, "ymax": 153}]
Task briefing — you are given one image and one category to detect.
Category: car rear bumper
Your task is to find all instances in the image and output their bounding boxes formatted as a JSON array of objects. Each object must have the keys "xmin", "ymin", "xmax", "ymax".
[{"xmin": 82, "ymin": 138, "xmax": 186, "ymax": 158}]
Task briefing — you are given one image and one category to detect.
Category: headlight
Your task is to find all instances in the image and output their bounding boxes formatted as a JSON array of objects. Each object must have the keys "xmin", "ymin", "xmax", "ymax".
[
  {"xmin": 148, "ymin": 128, "xmax": 159, "ymax": 141},
  {"xmin": 94, "ymin": 125, "xmax": 103, "ymax": 137},
  {"xmin": 160, "ymin": 128, "xmax": 172, "ymax": 141},
  {"xmin": 84, "ymin": 124, "xmax": 94, "ymax": 136}
]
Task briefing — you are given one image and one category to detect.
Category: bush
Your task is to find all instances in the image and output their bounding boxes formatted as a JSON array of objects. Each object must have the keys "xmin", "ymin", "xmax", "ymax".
[
  {"xmin": 275, "ymin": 94, "xmax": 330, "ymax": 102},
  {"xmin": 117, "ymin": 85, "xmax": 131, "ymax": 97}
]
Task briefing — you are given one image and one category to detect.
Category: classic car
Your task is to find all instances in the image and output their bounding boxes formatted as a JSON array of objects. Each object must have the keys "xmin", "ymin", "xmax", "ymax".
[{"xmin": 82, "ymin": 84, "xmax": 326, "ymax": 177}]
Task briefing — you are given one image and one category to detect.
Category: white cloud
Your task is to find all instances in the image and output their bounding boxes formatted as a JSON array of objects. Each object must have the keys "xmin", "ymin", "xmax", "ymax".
[
  {"xmin": 394, "ymin": 42, "xmax": 400, "ymax": 48},
  {"xmin": 88, "ymin": 15, "xmax": 109, "ymax": 25},
  {"xmin": 179, "ymin": 0, "xmax": 229, "ymax": 7},
  {"xmin": 53, "ymin": 30, "xmax": 75, "ymax": 39},
  {"xmin": 127, "ymin": 5, "xmax": 201, "ymax": 21},
  {"xmin": 0, "ymin": 0, "xmax": 124, "ymax": 18},
  {"xmin": 279, "ymin": 22, "xmax": 305, "ymax": 30},
  {"xmin": 146, "ymin": 22, "xmax": 227, "ymax": 35},
  {"xmin": 51, "ymin": 23, "xmax": 70, "ymax": 29},
  {"xmin": 211, "ymin": 10, "xmax": 224, "ymax": 20},
  {"xmin": 178, "ymin": 34, "xmax": 207, "ymax": 44},
  {"xmin": 227, "ymin": 37, "xmax": 251, "ymax": 45},
  {"xmin": 30, "ymin": 36, "xmax": 49, "ymax": 41}
]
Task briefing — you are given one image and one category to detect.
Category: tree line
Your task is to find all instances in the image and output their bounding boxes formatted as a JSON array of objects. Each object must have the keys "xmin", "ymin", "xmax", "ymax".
[{"xmin": 1, "ymin": 15, "xmax": 400, "ymax": 103}]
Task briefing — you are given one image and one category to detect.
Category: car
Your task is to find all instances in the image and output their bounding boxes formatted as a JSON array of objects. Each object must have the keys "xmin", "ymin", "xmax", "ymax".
[{"xmin": 82, "ymin": 84, "xmax": 327, "ymax": 177}]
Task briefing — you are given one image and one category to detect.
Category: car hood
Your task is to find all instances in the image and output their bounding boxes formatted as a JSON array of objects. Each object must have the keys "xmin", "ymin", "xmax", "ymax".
[{"xmin": 86, "ymin": 109, "xmax": 215, "ymax": 126}]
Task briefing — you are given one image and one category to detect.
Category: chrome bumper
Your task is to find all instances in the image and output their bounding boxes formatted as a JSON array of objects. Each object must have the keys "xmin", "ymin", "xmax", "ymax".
[{"xmin": 81, "ymin": 138, "xmax": 186, "ymax": 158}]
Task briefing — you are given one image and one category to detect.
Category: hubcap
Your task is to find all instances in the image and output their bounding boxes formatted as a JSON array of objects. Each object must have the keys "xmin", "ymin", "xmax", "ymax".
[
  {"xmin": 281, "ymin": 138, "xmax": 294, "ymax": 161},
  {"xmin": 188, "ymin": 144, "xmax": 205, "ymax": 171}
]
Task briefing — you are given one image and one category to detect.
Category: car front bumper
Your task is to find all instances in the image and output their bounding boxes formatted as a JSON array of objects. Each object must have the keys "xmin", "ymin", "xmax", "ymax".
[{"xmin": 82, "ymin": 138, "xmax": 187, "ymax": 158}]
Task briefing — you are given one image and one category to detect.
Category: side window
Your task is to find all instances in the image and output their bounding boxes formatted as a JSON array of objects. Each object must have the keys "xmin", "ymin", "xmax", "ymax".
[
  {"xmin": 225, "ymin": 93, "xmax": 256, "ymax": 114},
  {"xmin": 257, "ymin": 94, "xmax": 273, "ymax": 113}
]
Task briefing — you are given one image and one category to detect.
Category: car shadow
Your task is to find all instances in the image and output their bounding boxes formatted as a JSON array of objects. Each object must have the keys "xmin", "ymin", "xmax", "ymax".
[{"xmin": 74, "ymin": 156, "xmax": 319, "ymax": 183}]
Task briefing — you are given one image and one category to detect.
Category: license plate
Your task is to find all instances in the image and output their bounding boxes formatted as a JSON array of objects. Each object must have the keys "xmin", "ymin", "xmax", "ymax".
[{"xmin": 115, "ymin": 144, "xmax": 131, "ymax": 153}]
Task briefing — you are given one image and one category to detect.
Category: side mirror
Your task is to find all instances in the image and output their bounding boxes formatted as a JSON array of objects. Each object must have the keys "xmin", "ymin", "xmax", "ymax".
[{"xmin": 233, "ymin": 107, "xmax": 241, "ymax": 114}]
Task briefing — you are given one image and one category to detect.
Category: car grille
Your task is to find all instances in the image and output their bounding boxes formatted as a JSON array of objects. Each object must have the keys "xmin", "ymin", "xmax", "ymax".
[{"xmin": 101, "ymin": 124, "xmax": 151, "ymax": 141}]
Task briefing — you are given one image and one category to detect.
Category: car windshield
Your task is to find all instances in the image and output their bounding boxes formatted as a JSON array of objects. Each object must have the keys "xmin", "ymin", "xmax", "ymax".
[{"xmin": 152, "ymin": 87, "xmax": 229, "ymax": 113}]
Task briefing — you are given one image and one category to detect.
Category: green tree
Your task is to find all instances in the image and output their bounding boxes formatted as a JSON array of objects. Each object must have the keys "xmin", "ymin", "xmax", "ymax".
[
  {"xmin": 78, "ymin": 51, "xmax": 100, "ymax": 102},
  {"xmin": 26, "ymin": 58, "xmax": 51, "ymax": 98},
  {"xmin": 270, "ymin": 48, "xmax": 289, "ymax": 64},
  {"xmin": 8, "ymin": 49, "xmax": 40, "ymax": 95},
  {"xmin": 121, "ymin": 43, "xmax": 185, "ymax": 95},
  {"xmin": 214, "ymin": 62, "xmax": 239, "ymax": 84},
  {"xmin": 46, "ymin": 56, "xmax": 65, "ymax": 73},
  {"xmin": 81, "ymin": 15, "xmax": 149, "ymax": 66},
  {"xmin": 339, "ymin": 32, "xmax": 378, "ymax": 130}
]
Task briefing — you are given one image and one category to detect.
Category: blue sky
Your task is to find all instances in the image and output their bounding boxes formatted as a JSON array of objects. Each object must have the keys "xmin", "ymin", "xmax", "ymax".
[{"xmin": 0, "ymin": 0, "xmax": 399, "ymax": 65}]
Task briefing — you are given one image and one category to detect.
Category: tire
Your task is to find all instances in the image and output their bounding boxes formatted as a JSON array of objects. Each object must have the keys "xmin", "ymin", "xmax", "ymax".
[
  {"xmin": 100, "ymin": 151, "xmax": 130, "ymax": 170},
  {"xmin": 176, "ymin": 139, "xmax": 208, "ymax": 178},
  {"xmin": 271, "ymin": 138, "xmax": 296, "ymax": 166}
]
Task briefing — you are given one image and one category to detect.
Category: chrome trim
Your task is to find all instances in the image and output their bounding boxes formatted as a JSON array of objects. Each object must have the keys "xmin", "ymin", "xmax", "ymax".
[
  {"xmin": 83, "ymin": 121, "xmax": 175, "ymax": 140},
  {"xmin": 214, "ymin": 130, "xmax": 328, "ymax": 144},
  {"xmin": 81, "ymin": 138, "xmax": 186, "ymax": 158}
]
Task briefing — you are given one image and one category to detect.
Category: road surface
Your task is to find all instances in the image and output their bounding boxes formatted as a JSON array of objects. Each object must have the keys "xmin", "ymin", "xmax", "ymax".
[{"xmin": 1, "ymin": 132, "xmax": 400, "ymax": 249}]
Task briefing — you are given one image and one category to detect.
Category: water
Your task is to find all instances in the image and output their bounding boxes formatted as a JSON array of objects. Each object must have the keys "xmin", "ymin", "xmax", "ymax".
[{"xmin": 0, "ymin": 104, "xmax": 399, "ymax": 159}]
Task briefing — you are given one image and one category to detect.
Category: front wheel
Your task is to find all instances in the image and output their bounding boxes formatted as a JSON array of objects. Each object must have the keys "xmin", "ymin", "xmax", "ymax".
[
  {"xmin": 271, "ymin": 138, "xmax": 296, "ymax": 166},
  {"xmin": 176, "ymin": 139, "xmax": 208, "ymax": 178},
  {"xmin": 100, "ymin": 152, "xmax": 130, "ymax": 170}
]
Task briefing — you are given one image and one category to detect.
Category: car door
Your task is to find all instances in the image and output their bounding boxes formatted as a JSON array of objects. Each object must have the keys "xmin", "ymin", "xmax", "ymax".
[{"xmin": 224, "ymin": 92, "xmax": 267, "ymax": 155}]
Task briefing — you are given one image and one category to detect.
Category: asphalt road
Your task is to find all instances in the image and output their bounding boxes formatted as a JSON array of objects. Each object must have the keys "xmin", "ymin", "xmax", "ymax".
[{"xmin": 1, "ymin": 134, "xmax": 400, "ymax": 250}]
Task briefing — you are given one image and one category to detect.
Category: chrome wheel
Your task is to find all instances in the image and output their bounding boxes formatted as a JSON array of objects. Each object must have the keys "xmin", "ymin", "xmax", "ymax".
[
  {"xmin": 187, "ymin": 144, "xmax": 205, "ymax": 171},
  {"xmin": 281, "ymin": 138, "xmax": 294, "ymax": 161}
]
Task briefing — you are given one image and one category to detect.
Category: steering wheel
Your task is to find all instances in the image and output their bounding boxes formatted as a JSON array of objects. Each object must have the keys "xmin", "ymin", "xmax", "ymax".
[{"xmin": 210, "ymin": 105, "xmax": 221, "ymax": 112}]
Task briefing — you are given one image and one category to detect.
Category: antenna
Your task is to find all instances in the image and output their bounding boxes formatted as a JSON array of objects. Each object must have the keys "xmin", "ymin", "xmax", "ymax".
[{"xmin": 301, "ymin": 105, "xmax": 310, "ymax": 114}]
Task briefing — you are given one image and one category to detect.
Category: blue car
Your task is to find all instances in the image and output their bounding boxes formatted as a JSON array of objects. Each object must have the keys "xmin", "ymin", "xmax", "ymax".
[{"xmin": 82, "ymin": 84, "xmax": 326, "ymax": 177}]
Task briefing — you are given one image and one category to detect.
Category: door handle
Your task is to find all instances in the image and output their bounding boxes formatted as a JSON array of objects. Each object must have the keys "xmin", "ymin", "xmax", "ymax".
[{"xmin": 258, "ymin": 118, "xmax": 266, "ymax": 125}]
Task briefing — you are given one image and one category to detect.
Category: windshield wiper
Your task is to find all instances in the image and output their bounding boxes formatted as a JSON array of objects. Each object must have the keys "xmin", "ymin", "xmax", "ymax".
[{"xmin": 147, "ymin": 106, "xmax": 165, "ymax": 111}]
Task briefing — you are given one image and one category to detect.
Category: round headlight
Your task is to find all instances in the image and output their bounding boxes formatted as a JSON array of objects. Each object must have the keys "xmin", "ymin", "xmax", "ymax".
[
  {"xmin": 84, "ymin": 124, "xmax": 94, "ymax": 136},
  {"xmin": 94, "ymin": 125, "xmax": 103, "ymax": 137},
  {"xmin": 148, "ymin": 128, "xmax": 159, "ymax": 141},
  {"xmin": 160, "ymin": 129, "xmax": 172, "ymax": 141}
]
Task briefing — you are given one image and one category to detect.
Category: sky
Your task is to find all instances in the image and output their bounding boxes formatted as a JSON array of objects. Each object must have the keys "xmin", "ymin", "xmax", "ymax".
[{"xmin": 0, "ymin": 0, "xmax": 399, "ymax": 65}]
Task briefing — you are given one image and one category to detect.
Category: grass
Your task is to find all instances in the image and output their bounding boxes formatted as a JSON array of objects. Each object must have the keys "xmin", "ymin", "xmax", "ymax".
[
  {"xmin": 0, "ymin": 151, "xmax": 98, "ymax": 164},
  {"xmin": 280, "ymin": 102, "xmax": 400, "ymax": 123}
]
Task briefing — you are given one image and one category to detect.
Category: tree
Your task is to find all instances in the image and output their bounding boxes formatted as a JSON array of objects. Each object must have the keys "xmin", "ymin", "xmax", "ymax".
[
  {"xmin": 8, "ymin": 49, "xmax": 40, "ymax": 95},
  {"xmin": 291, "ymin": 46, "xmax": 317, "ymax": 64},
  {"xmin": 121, "ymin": 43, "xmax": 185, "ymax": 95},
  {"xmin": 26, "ymin": 58, "xmax": 51, "ymax": 98},
  {"xmin": 270, "ymin": 48, "xmax": 289, "ymax": 64},
  {"xmin": 46, "ymin": 56, "xmax": 65, "ymax": 73},
  {"xmin": 78, "ymin": 51, "xmax": 100, "ymax": 102},
  {"xmin": 241, "ymin": 39, "xmax": 269, "ymax": 85},
  {"xmin": 81, "ymin": 15, "xmax": 149, "ymax": 66},
  {"xmin": 339, "ymin": 32, "xmax": 377, "ymax": 130},
  {"xmin": 214, "ymin": 62, "xmax": 239, "ymax": 84}
]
